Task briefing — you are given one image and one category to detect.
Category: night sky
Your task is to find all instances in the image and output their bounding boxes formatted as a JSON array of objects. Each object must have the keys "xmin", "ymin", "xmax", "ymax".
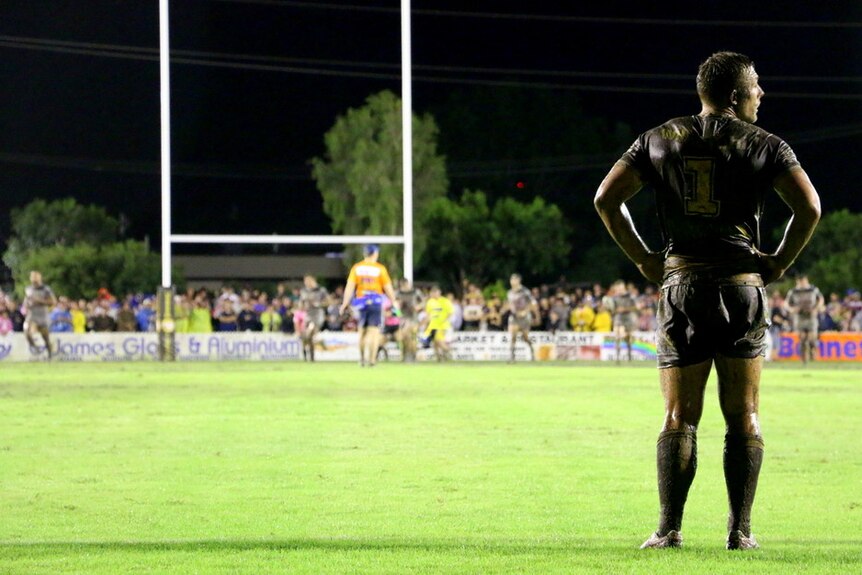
[{"xmin": 1, "ymin": 0, "xmax": 860, "ymax": 256}]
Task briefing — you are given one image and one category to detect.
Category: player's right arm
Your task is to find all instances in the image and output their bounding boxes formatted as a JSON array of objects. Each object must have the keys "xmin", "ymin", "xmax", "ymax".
[
  {"xmin": 759, "ymin": 167, "xmax": 821, "ymax": 284},
  {"xmin": 594, "ymin": 162, "xmax": 664, "ymax": 283}
]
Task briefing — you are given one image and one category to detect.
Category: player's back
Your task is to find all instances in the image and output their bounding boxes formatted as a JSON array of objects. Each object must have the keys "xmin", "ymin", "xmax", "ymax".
[
  {"xmin": 622, "ymin": 115, "xmax": 799, "ymax": 271},
  {"xmin": 300, "ymin": 287, "xmax": 327, "ymax": 310}
]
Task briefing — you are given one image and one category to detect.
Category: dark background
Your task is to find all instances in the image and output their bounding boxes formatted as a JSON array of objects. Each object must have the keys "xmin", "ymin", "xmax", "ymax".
[{"xmin": 1, "ymin": 1, "xmax": 860, "ymax": 259}]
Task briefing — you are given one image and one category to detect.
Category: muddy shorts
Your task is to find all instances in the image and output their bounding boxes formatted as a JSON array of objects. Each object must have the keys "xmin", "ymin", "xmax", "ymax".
[{"xmin": 657, "ymin": 273, "xmax": 770, "ymax": 368}]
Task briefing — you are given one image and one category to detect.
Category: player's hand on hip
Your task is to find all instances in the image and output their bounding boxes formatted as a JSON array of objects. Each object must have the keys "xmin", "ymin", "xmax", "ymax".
[
  {"xmin": 756, "ymin": 253, "xmax": 786, "ymax": 285},
  {"xmin": 637, "ymin": 252, "xmax": 665, "ymax": 284}
]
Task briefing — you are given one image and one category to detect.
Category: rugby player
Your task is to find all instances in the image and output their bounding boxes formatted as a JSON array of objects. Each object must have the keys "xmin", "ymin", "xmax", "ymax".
[
  {"xmin": 785, "ymin": 274, "xmax": 824, "ymax": 364},
  {"xmin": 505, "ymin": 273, "xmax": 536, "ymax": 362},
  {"xmin": 396, "ymin": 278, "xmax": 421, "ymax": 362},
  {"xmin": 595, "ymin": 52, "xmax": 820, "ymax": 550},
  {"xmin": 605, "ymin": 280, "xmax": 638, "ymax": 362},
  {"xmin": 299, "ymin": 275, "xmax": 328, "ymax": 362},
  {"xmin": 23, "ymin": 270, "xmax": 57, "ymax": 359},
  {"xmin": 339, "ymin": 244, "xmax": 398, "ymax": 367}
]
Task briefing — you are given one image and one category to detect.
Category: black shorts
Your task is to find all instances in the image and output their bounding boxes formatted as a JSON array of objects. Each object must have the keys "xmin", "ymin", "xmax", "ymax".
[{"xmin": 657, "ymin": 281, "xmax": 769, "ymax": 369}]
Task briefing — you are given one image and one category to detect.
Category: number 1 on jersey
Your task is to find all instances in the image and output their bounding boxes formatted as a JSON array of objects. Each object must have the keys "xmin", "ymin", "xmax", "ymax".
[{"xmin": 683, "ymin": 157, "xmax": 720, "ymax": 216}]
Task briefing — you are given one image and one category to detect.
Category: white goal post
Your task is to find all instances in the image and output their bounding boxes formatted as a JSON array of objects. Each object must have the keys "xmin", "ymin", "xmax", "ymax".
[{"xmin": 158, "ymin": 0, "xmax": 415, "ymax": 287}]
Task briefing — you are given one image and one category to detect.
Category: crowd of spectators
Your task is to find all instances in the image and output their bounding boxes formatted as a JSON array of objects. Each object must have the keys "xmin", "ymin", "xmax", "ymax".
[{"xmin": 1, "ymin": 280, "xmax": 862, "ymax": 336}]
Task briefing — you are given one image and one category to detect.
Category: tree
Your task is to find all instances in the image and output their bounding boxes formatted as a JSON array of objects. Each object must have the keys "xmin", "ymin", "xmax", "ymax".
[
  {"xmin": 13, "ymin": 241, "xmax": 163, "ymax": 300},
  {"xmin": 3, "ymin": 198, "xmax": 118, "ymax": 273},
  {"xmin": 310, "ymin": 90, "xmax": 448, "ymax": 277},
  {"xmin": 789, "ymin": 209, "xmax": 862, "ymax": 295},
  {"xmin": 4, "ymin": 198, "xmax": 168, "ymax": 298},
  {"xmin": 420, "ymin": 190, "xmax": 570, "ymax": 290}
]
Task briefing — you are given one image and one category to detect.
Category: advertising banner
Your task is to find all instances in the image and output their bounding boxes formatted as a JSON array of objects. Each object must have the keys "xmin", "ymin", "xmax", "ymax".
[
  {"xmin": 0, "ymin": 330, "xmax": 658, "ymax": 363},
  {"xmin": 775, "ymin": 332, "xmax": 862, "ymax": 362}
]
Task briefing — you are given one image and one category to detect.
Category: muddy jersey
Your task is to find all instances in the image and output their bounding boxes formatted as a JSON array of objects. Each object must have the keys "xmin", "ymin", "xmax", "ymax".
[
  {"xmin": 397, "ymin": 289, "xmax": 420, "ymax": 320},
  {"xmin": 299, "ymin": 286, "xmax": 328, "ymax": 325},
  {"xmin": 507, "ymin": 287, "xmax": 534, "ymax": 319},
  {"xmin": 24, "ymin": 284, "xmax": 56, "ymax": 326},
  {"xmin": 620, "ymin": 115, "xmax": 800, "ymax": 273},
  {"xmin": 786, "ymin": 286, "xmax": 822, "ymax": 318}
]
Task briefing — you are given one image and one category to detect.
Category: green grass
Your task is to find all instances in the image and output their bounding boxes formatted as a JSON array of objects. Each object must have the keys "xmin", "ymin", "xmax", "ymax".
[{"xmin": 0, "ymin": 361, "xmax": 860, "ymax": 574}]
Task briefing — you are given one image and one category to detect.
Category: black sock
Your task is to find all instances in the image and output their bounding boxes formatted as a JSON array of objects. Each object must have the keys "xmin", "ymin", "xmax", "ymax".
[
  {"xmin": 724, "ymin": 434, "xmax": 764, "ymax": 535},
  {"xmin": 656, "ymin": 430, "xmax": 698, "ymax": 534}
]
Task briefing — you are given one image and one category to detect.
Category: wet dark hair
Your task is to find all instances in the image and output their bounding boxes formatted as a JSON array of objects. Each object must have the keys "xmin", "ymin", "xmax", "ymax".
[{"xmin": 696, "ymin": 51, "xmax": 754, "ymax": 106}]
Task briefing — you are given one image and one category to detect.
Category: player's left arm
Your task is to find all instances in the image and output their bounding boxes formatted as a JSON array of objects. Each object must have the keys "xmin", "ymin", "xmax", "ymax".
[
  {"xmin": 760, "ymin": 166, "xmax": 821, "ymax": 284},
  {"xmin": 594, "ymin": 162, "xmax": 663, "ymax": 283}
]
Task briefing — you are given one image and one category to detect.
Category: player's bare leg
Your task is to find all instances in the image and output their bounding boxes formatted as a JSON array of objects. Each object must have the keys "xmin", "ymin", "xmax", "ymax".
[
  {"xmin": 357, "ymin": 328, "xmax": 367, "ymax": 366},
  {"xmin": 615, "ymin": 328, "xmax": 623, "ymax": 364},
  {"xmin": 25, "ymin": 321, "xmax": 43, "ymax": 357},
  {"xmin": 508, "ymin": 328, "xmax": 518, "ymax": 363},
  {"xmin": 626, "ymin": 331, "xmax": 633, "ymax": 361},
  {"xmin": 807, "ymin": 333, "xmax": 818, "ymax": 363},
  {"xmin": 366, "ymin": 326, "xmax": 381, "ymax": 366},
  {"xmin": 303, "ymin": 324, "xmax": 317, "ymax": 362},
  {"xmin": 42, "ymin": 328, "xmax": 53, "ymax": 360},
  {"xmin": 641, "ymin": 358, "xmax": 710, "ymax": 549},
  {"xmin": 400, "ymin": 323, "xmax": 417, "ymax": 362},
  {"xmin": 799, "ymin": 331, "xmax": 809, "ymax": 365},
  {"xmin": 715, "ymin": 354, "xmax": 763, "ymax": 550},
  {"xmin": 522, "ymin": 331, "xmax": 534, "ymax": 361}
]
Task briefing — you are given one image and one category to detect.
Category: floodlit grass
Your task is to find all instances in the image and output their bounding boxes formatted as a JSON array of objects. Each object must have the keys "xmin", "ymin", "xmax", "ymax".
[{"xmin": 0, "ymin": 361, "xmax": 860, "ymax": 574}]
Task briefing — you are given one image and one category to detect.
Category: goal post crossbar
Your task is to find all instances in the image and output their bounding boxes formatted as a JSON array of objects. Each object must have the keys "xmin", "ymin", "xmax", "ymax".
[{"xmin": 170, "ymin": 234, "xmax": 406, "ymax": 245}]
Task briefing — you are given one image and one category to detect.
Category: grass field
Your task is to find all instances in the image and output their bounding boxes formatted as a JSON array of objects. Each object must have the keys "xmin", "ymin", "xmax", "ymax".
[{"xmin": 0, "ymin": 361, "xmax": 860, "ymax": 574}]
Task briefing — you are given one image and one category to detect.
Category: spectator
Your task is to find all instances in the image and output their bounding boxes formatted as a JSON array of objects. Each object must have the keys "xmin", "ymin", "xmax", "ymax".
[
  {"xmin": 6, "ymin": 298, "xmax": 25, "ymax": 332},
  {"xmin": 69, "ymin": 300, "xmax": 87, "ymax": 333},
  {"xmin": 116, "ymin": 301, "xmax": 138, "ymax": 332},
  {"xmin": 484, "ymin": 294, "xmax": 504, "ymax": 331},
  {"xmin": 447, "ymin": 292, "xmax": 463, "ymax": 332},
  {"xmin": 172, "ymin": 295, "xmax": 191, "ymax": 333},
  {"xmin": 591, "ymin": 299, "xmax": 613, "ymax": 332},
  {"xmin": 260, "ymin": 303, "xmax": 283, "ymax": 332},
  {"xmin": 237, "ymin": 301, "xmax": 260, "ymax": 331},
  {"xmin": 549, "ymin": 296, "xmax": 570, "ymax": 333},
  {"xmin": 462, "ymin": 296, "xmax": 484, "ymax": 331},
  {"xmin": 217, "ymin": 300, "xmax": 239, "ymax": 332},
  {"xmin": 136, "ymin": 298, "xmax": 156, "ymax": 332},
  {"xmin": 0, "ymin": 309, "xmax": 12, "ymax": 335},
  {"xmin": 279, "ymin": 299, "xmax": 295, "ymax": 333},
  {"xmin": 570, "ymin": 298, "xmax": 596, "ymax": 332},
  {"xmin": 50, "ymin": 299, "xmax": 74, "ymax": 333},
  {"xmin": 253, "ymin": 292, "xmax": 268, "ymax": 315},
  {"xmin": 188, "ymin": 297, "xmax": 213, "ymax": 333},
  {"xmin": 89, "ymin": 304, "xmax": 116, "ymax": 332}
]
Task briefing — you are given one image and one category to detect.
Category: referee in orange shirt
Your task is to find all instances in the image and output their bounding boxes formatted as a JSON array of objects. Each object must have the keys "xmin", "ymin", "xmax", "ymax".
[{"xmin": 339, "ymin": 244, "xmax": 399, "ymax": 366}]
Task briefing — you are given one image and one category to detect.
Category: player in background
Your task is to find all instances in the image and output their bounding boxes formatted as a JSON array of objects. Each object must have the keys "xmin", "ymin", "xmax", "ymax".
[
  {"xmin": 595, "ymin": 52, "xmax": 820, "ymax": 550},
  {"xmin": 299, "ymin": 275, "xmax": 329, "ymax": 362},
  {"xmin": 785, "ymin": 274, "xmax": 824, "ymax": 364},
  {"xmin": 23, "ymin": 270, "xmax": 57, "ymax": 359},
  {"xmin": 604, "ymin": 280, "xmax": 638, "ymax": 362},
  {"xmin": 422, "ymin": 285, "xmax": 453, "ymax": 361},
  {"xmin": 396, "ymin": 278, "xmax": 421, "ymax": 362},
  {"xmin": 339, "ymin": 244, "xmax": 398, "ymax": 367},
  {"xmin": 505, "ymin": 273, "xmax": 536, "ymax": 362}
]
